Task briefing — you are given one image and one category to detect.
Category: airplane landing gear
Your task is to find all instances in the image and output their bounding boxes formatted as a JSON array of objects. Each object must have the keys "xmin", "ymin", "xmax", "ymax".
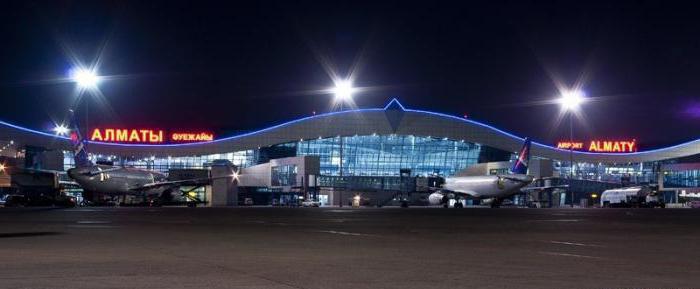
[
  {"xmin": 453, "ymin": 201, "xmax": 464, "ymax": 208},
  {"xmin": 490, "ymin": 198, "xmax": 502, "ymax": 208}
]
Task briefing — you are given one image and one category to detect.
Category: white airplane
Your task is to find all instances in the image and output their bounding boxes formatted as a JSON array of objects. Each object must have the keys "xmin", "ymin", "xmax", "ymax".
[{"xmin": 429, "ymin": 138, "xmax": 545, "ymax": 208}]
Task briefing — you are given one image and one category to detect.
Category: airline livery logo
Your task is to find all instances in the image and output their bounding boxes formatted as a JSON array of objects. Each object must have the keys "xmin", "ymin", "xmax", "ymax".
[
  {"xmin": 510, "ymin": 139, "xmax": 530, "ymax": 175},
  {"xmin": 516, "ymin": 146, "xmax": 529, "ymax": 167}
]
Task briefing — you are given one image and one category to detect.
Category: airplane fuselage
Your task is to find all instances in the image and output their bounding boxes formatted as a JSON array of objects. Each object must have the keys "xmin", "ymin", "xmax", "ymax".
[
  {"xmin": 67, "ymin": 165, "xmax": 168, "ymax": 196},
  {"xmin": 443, "ymin": 174, "xmax": 533, "ymax": 198},
  {"xmin": 429, "ymin": 174, "xmax": 534, "ymax": 205}
]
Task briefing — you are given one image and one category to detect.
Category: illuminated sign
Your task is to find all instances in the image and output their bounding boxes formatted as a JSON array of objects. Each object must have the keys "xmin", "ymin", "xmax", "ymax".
[
  {"xmin": 556, "ymin": 142, "xmax": 584, "ymax": 150},
  {"xmin": 171, "ymin": 132, "xmax": 214, "ymax": 142},
  {"xmin": 556, "ymin": 140, "xmax": 637, "ymax": 153},
  {"xmin": 90, "ymin": 128, "xmax": 214, "ymax": 143}
]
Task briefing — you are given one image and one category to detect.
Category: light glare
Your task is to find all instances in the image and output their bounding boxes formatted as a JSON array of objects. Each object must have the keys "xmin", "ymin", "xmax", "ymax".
[
  {"xmin": 332, "ymin": 80, "xmax": 354, "ymax": 101},
  {"xmin": 559, "ymin": 90, "xmax": 585, "ymax": 111},
  {"xmin": 71, "ymin": 68, "xmax": 100, "ymax": 88},
  {"xmin": 53, "ymin": 124, "xmax": 69, "ymax": 136}
]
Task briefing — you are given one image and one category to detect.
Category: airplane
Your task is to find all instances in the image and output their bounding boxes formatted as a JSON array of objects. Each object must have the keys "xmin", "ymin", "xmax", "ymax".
[
  {"xmin": 65, "ymin": 113, "xmax": 227, "ymax": 205},
  {"xmin": 428, "ymin": 138, "xmax": 553, "ymax": 208}
]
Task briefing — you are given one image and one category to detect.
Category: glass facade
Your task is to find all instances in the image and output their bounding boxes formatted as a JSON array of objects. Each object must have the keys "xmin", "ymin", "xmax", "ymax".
[
  {"xmin": 63, "ymin": 135, "xmax": 510, "ymax": 178},
  {"xmin": 271, "ymin": 165, "xmax": 298, "ymax": 186},
  {"xmin": 64, "ymin": 150, "xmax": 255, "ymax": 173},
  {"xmin": 554, "ymin": 161, "xmax": 656, "ymax": 184},
  {"xmin": 665, "ymin": 170, "xmax": 700, "ymax": 187},
  {"xmin": 59, "ymin": 135, "xmax": 700, "ymax": 191},
  {"xmin": 296, "ymin": 135, "xmax": 498, "ymax": 177}
]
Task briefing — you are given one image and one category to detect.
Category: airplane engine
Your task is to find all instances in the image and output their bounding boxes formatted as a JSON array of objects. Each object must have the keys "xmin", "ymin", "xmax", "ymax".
[
  {"xmin": 160, "ymin": 189, "xmax": 176, "ymax": 202},
  {"xmin": 428, "ymin": 192, "xmax": 446, "ymax": 205}
]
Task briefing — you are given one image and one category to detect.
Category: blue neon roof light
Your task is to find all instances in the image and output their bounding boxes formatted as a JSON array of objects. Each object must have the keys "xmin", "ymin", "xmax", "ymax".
[{"xmin": 0, "ymin": 98, "xmax": 698, "ymax": 156}]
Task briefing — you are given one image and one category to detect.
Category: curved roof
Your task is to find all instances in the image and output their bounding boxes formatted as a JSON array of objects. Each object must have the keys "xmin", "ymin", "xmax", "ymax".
[{"xmin": 1, "ymin": 99, "xmax": 698, "ymax": 163}]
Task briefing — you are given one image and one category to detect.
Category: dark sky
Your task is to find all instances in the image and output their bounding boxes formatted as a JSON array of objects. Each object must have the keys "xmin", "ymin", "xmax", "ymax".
[{"xmin": 1, "ymin": 0, "xmax": 699, "ymax": 149}]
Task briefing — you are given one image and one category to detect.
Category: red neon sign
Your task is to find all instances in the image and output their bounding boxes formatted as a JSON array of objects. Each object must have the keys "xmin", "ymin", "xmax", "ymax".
[
  {"xmin": 556, "ymin": 140, "xmax": 637, "ymax": 153},
  {"xmin": 171, "ymin": 132, "xmax": 214, "ymax": 142},
  {"xmin": 556, "ymin": 141, "xmax": 584, "ymax": 150},
  {"xmin": 90, "ymin": 128, "xmax": 214, "ymax": 143}
]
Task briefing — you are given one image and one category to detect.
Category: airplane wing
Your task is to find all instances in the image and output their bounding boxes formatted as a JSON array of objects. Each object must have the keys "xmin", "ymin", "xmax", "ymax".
[
  {"xmin": 129, "ymin": 175, "xmax": 235, "ymax": 191},
  {"xmin": 85, "ymin": 167, "xmax": 123, "ymax": 176},
  {"xmin": 520, "ymin": 184, "xmax": 568, "ymax": 191}
]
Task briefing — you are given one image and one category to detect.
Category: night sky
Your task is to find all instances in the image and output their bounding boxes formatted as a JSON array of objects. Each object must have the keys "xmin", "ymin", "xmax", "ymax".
[{"xmin": 1, "ymin": 1, "xmax": 699, "ymax": 149}]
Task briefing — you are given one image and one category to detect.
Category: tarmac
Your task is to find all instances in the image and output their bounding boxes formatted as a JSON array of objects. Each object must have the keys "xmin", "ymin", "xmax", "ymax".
[{"xmin": 1, "ymin": 206, "xmax": 699, "ymax": 289}]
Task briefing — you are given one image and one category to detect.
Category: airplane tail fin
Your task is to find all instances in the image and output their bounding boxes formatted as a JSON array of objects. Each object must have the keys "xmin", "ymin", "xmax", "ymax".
[
  {"xmin": 69, "ymin": 110, "xmax": 92, "ymax": 168},
  {"xmin": 510, "ymin": 138, "xmax": 531, "ymax": 175}
]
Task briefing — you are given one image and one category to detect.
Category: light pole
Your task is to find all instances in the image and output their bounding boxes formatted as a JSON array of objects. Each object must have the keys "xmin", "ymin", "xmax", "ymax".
[
  {"xmin": 568, "ymin": 111, "xmax": 574, "ymax": 207},
  {"xmin": 330, "ymin": 80, "xmax": 354, "ymax": 206},
  {"xmin": 559, "ymin": 89, "xmax": 585, "ymax": 207},
  {"xmin": 71, "ymin": 67, "xmax": 101, "ymax": 142}
]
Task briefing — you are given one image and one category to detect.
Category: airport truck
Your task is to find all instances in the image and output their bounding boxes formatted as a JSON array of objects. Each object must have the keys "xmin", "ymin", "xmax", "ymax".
[{"xmin": 600, "ymin": 186, "xmax": 665, "ymax": 208}]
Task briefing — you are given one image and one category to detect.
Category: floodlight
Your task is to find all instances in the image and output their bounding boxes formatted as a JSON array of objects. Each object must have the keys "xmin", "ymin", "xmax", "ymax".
[
  {"xmin": 53, "ymin": 124, "xmax": 69, "ymax": 136},
  {"xmin": 71, "ymin": 68, "xmax": 100, "ymax": 88},
  {"xmin": 559, "ymin": 90, "xmax": 585, "ymax": 111},
  {"xmin": 332, "ymin": 80, "xmax": 354, "ymax": 101}
]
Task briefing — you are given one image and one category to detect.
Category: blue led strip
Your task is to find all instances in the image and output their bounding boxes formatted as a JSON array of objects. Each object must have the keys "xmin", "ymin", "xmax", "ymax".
[{"xmin": 0, "ymin": 98, "xmax": 698, "ymax": 156}]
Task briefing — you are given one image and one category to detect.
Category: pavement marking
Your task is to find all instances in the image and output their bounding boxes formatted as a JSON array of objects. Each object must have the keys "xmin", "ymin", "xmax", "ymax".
[
  {"xmin": 316, "ymin": 230, "xmax": 372, "ymax": 236},
  {"xmin": 325, "ymin": 209, "xmax": 356, "ymax": 213},
  {"xmin": 245, "ymin": 220, "xmax": 288, "ymax": 226},
  {"xmin": 76, "ymin": 221, "xmax": 112, "ymax": 224},
  {"xmin": 246, "ymin": 220, "xmax": 267, "ymax": 224},
  {"xmin": 539, "ymin": 251, "xmax": 604, "ymax": 259},
  {"xmin": 549, "ymin": 240, "xmax": 604, "ymax": 247},
  {"xmin": 534, "ymin": 219, "xmax": 583, "ymax": 222},
  {"xmin": 66, "ymin": 225, "xmax": 118, "ymax": 229}
]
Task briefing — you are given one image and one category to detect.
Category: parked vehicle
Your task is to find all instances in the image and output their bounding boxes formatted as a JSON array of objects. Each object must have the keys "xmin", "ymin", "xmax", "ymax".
[
  {"xmin": 3, "ymin": 195, "xmax": 28, "ymax": 207},
  {"xmin": 600, "ymin": 186, "xmax": 664, "ymax": 208},
  {"xmin": 301, "ymin": 199, "xmax": 320, "ymax": 207}
]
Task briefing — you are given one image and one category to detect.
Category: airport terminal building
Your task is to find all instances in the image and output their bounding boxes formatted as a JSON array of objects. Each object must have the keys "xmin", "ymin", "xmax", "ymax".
[{"xmin": 1, "ymin": 99, "xmax": 699, "ymax": 206}]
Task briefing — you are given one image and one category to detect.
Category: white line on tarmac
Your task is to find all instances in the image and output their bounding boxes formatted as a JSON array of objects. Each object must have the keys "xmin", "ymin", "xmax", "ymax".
[
  {"xmin": 549, "ymin": 240, "xmax": 604, "ymax": 247},
  {"xmin": 76, "ymin": 221, "xmax": 112, "ymax": 224},
  {"xmin": 539, "ymin": 251, "xmax": 603, "ymax": 259},
  {"xmin": 316, "ymin": 230, "xmax": 372, "ymax": 236},
  {"xmin": 534, "ymin": 219, "xmax": 583, "ymax": 222},
  {"xmin": 66, "ymin": 225, "xmax": 118, "ymax": 228}
]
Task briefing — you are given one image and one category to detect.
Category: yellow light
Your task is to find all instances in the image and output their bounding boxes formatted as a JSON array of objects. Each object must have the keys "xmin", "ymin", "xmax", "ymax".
[
  {"xmin": 591, "ymin": 193, "xmax": 598, "ymax": 198},
  {"xmin": 0, "ymin": 163, "xmax": 6, "ymax": 173},
  {"xmin": 187, "ymin": 191, "xmax": 197, "ymax": 197}
]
